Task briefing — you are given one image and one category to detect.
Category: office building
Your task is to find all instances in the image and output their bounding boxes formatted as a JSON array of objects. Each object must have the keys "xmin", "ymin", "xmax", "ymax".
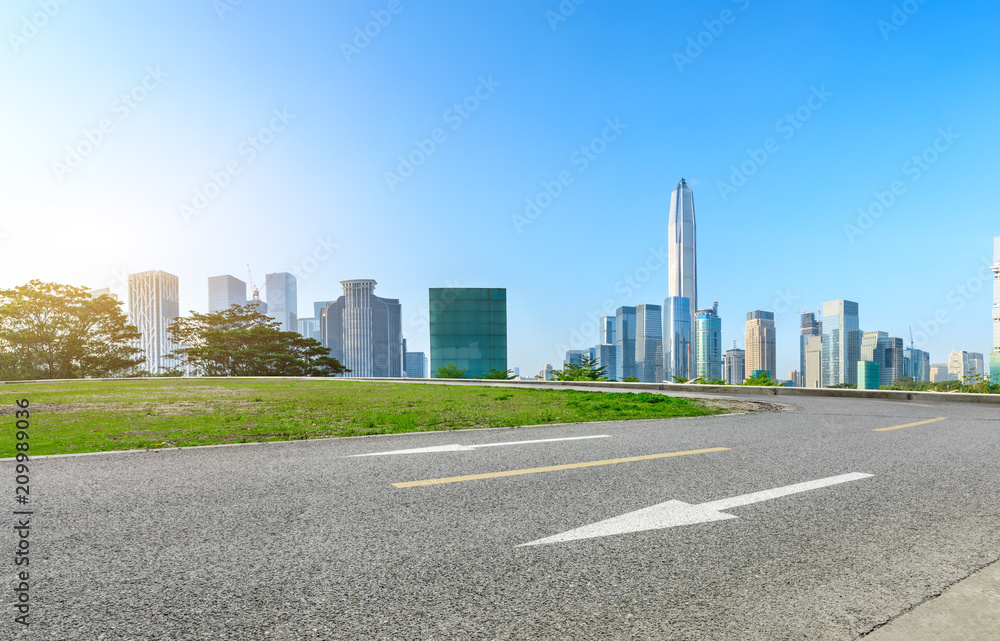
[
  {"xmin": 745, "ymin": 310, "xmax": 776, "ymax": 379},
  {"xmin": 663, "ymin": 296, "xmax": 692, "ymax": 381},
  {"xmin": 822, "ymin": 300, "xmax": 861, "ymax": 386},
  {"xmin": 804, "ymin": 335, "xmax": 823, "ymax": 388},
  {"xmin": 615, "ymin": 306, "xmax": 637, "ymax": 381},
  {"xmin": 246, "ymin": 298, "xmax": 267, "ymax": 314},
  {"xmin": 789, "ymin": 370, "xmax": 802, "ymax": 387},
  {"xmin": 128, "ymin": 270, "xmax": 179, "ymax": 375},
  {"xmin": 539, "ymin": 364, "xmax": 554, "ymax": 381},
  {"xmin": 724, "ymin": 347, "xmax": 745, "ymax": 385},
  {"xmin": 903, "ymin": 348, "xmax": 930, "ymax": 382},
  {"xmin": 600, "ymin": 316, "xmax": 615, "ymax": 346},
  {"xmin": 635, "ymin": 304, "xmax": 663, "ymax": 383},
  {"xmin": 857, "ymin": 361, "xmax": 881, "ymax": 390},
  {"xmin": 564, "ymin": 350, "xmax": 586, "ymax": 366},
  {"xmin": 968, "ymin": 352, "xmax": 985, "ymax": 379},
  {"xmin": 321, "ymin": 280, "xmax": 403, "ymax": 377},
  {"xmin": 930, "ymin": 363, "xmax": 953, "ymax": 383},
  {"xmin": 949, "ymin": 350, "xmax": 985, "ymax": 382},
  {"xmin": 428, "ymin": 287, "xmax": 506, "ymax": 379},
  {"xmin": 89, "ymin": 287, "xmax": 117, "ymax": 300},
  {"xmin": 207, "ymin": 275, "xmax": 247, "ymax": 313},
  {"xmin": 405, "ymin": 351, "xmax": 427, "ymax": 378},
  {"xmin": 695, "ymin": 300, "xmax": 722, "ymax": 382},
  {"xmin": 992, "ymin": 236, "xmax": 1000, "ymax": 375},
  {"xmin": 265, "ymin": 272, "xmax": 297, "ymax": 332},
  {"xmin": 667, "ymin": 178, "xmax": 698, "ymax": 377},
  {"xmin": 861, "ymin": 331, "xmax": 904, "ymax": 387},
  {"xmin": 595, "ymin": 343, "xmax": 616, "ymax": 381},
  {"xmin": 297, "ymin": 317, "xmax": 319, "ymax": 341},
  {"xmin": 314, "ymin": 300, "xmax": 336, "ymax": 321},
  {"xmin": 800, "ymin": 312, "xmax": 821, "ymax": 387}
]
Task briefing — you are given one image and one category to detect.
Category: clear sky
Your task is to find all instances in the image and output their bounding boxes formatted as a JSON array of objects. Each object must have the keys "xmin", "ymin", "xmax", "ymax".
[{"xmin": 3, "ymin": 0, "xmax": 998, "ymax": 376}]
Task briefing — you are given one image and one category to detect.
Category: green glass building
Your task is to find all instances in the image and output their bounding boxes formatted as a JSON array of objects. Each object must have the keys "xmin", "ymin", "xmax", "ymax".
[
  {"xmin": 429, "ymin": 288, "xmax": 507, "ymax": 378},
  {"xmin": 857, "ymin": 360, "xmax": 881, "ymax": 390}
]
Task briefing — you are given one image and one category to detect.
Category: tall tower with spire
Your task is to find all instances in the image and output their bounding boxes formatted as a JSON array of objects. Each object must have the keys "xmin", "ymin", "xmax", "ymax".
[{"xmin": 664, "ymin": 178, "xmax": 698, "ymax": 380}]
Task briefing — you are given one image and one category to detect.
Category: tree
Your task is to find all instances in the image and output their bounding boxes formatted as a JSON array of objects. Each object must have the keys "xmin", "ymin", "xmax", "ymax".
[
  {"xmin": 167, "ymin": 304, "xmax": 348, "ymax": 376},
  {"xmin": 435, "ymin": 362, "xmax": 466, "ymax": 378},
  {"xmin": 621, "ymin": 376, "xmax": 639, "ymax": 382},
  {"xmin": 480, "ymin": 368, "xmax": 515, "ymax": 380},
  {"xmin": 739, "ymin": 371, "xmax": 783, "ymax": 386},
  {"xmin": 551, "ymin": 355, "xmax": 607, "ymax": 381},
  {"xmin": 0, "ymin": 281, "xmax": 144, "ymax": 380}
]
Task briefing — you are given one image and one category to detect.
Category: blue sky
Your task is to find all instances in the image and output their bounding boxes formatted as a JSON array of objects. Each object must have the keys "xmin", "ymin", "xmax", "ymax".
[{"xmin": 2, "ymin": 0, "xmax": 998, "ymax": 376}]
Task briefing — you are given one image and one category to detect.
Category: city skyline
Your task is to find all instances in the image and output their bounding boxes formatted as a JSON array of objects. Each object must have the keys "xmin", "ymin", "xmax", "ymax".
[{"xmin": 4, "ymin": 2, "xmax": 999, "ymax": 377}]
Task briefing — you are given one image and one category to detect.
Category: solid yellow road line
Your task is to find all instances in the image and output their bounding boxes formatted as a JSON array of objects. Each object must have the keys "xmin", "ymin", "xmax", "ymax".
[
  {"xmin": 872, "ymin": 417, "xmax": 948, "ymax": 432},
  {"xmin": 392, "ymin": 447, "xmax": 731, "ymax": 488},
  {"xmin": 873, "ymin": 400, "xmax": 935, "ymax": 408}
]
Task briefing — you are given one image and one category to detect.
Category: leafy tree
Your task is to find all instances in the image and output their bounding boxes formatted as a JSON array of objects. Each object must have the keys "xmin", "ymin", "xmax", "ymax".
[
  {"xmin": 621, "ymin": 376, "xmax": 639, "ymax": 382},
  {"xmin": 671, "ymin": 375, "xmax": 690, "ymax": 384},
  {"xmin": 0, "ymin": 281, "xmax": 143, "ymax": 380},
  {"xmin": 551, "ymin": 355, "xmax": 607, "ymax": 381},
  {"xmin": 826, "ymin": 382, "xmax": 857, "ymax": 389},
  {"xmin": 167, "ymin": 304, "xmax": 348, "ymax": 376},
  {"xmin": 435, "ymin": 362, "xmax": 466, "ymax": 378},
  {"xmin": 480, "ymin": 368, "xmax": 515, "ymax": 380},
  {"xmin": 739, "ymin": 371, "xmax": 783, "ymax": 386}
]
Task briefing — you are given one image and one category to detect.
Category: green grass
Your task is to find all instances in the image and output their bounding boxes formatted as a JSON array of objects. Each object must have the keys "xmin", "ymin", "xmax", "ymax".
[{"xmin": 0, "ymin": 379, "xmax": 723, "ymax": 456}]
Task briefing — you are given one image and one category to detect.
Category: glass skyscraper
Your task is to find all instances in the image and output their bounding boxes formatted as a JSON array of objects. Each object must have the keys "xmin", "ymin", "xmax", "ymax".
[
  {"xmin": 667, "ymin": 178, "xmax": 697, "ymax": 378},
  {"xmin": 428, "ymin": 287, "xmax": 506, "ymax": 379},
  {"xmin": 320, "ymin": 280, "xmax": 402, "ymax": 378},
  {"xmin": 903, "ymin": 347, "xmax": 930, "ymax": 382},
  {"xmin": 695, "ymin": 301, "xmax": 723, "ymax": 382},
  {"xmin": 207, "ymin": 275, "xmax": 247, "ymax": 313},
  {"xmin": 861, "ymin": 331, "xmax": 904, "ymax": 387},
  {"xmin": 265, "ymin": 272, "xmax": 297, "ymax": 332},
  {"xmin": 822, "ymin": 300, "xmax": 860, "ymax": 386},
  {"xmin": 663, "ymin": 297, "xmax": 691, "ymax": 381},
  {"xmin": 635, "ymin": 304, "xmax": 663, "ymax": 383},
  {"xmin": 724, "ymin": 347, "xmax": 745, "ymax": 385},
  {"xmin": 799, "ymin": 312, "xmax": 820, "ymax": 386},
  {"xmin": 615, "ymin": 306, "xmax": 636, "ymax": 381}
]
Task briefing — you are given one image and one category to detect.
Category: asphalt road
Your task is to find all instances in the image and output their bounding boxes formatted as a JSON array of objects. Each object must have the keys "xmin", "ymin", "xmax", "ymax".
[{"xmin": 4, "ymin": 389, "xmax": 1000, "ymax": 640}]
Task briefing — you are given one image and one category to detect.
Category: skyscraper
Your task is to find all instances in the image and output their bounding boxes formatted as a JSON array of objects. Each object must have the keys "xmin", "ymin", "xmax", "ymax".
[
  {"xmin": 663, "ymin": 296, "xmax": 691, "ymax": 381},
  {"xmin": 428, "ymin": 287, "xmax": 506, "ymax": 379},
  {"xmin": 724, "ymin": 346, "xmax": 745, "ymax": 385},
  {"xmin": 265, "ymin": 272, "xmax": 297, "ymax": 332},
  {"xmin": 745, "ymin": 310, "xmax": 776, "ymax": 379},
  {"xmin": 822, "ymin": 300, "xmax": 861, "ymax": 386},
  {"xmin": 635, "ymin": 304, "xmax": 663, "ymax": 383},
  {"xmin": 805, "ymin": 335, "xmax": 823, "ymax": 388},
  {"xmin": 404, "ymin": 351, "xmax": 427, "ymax": 378},
  {"xmin": 799, "ymin": 312, "xmax": 821, "ymax": 387},
  {"xmin": 695, "ymin": 301, "xmax": 723, "ymax": 382},
  {"xmin": 207, "ymin": 275, "xmax": 247, "ymax": 313},
  {"xmin": 599, "ymin": 316, "xmax": 615, "ymax": 346},
  {"xmin": 321, "ymin": 280, "xmax": 402, "ymax": 377},
  {"xmin": 666, "ymin": 178, "xmax": 697, "ymax": 376},
  {"xmin": 992, "ymin": 236, "xmax": 1000, "ymax": 375},
  {"xmin": 861, "ymin": 331, "xmax": 904, "ymax": 387},
  {"xmin": 128, "ymin": 270, "xmax": 179, "ymax": 375},
  {"xmin": 903, "ymin": 347, "xmax": 930, "ymax": 382},
  {"xmin": 615, "ymin": 306, "xmax": 637, "ymax": 381}
]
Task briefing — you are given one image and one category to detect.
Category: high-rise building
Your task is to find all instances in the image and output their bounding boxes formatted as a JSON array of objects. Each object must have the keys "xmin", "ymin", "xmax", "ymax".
[
  {"xmin": 929, "ymin": 363, "xmax": 953, "ymax": 383},
  {"xmin": 805, "ymin": 335, "xmax": 823, "ymax": 388},
  {"xmin": 265, "ymin": 272, "xmax": 297, "ymax": 332},
  {"xmin": 297, "ymin": 317, "xmax": 319, "ymax": 341},
  {"xmin": 615, "ymin": 306, "xmax": 637, "ymax": 381},
  {"xmin": 207, "ymin": 275, "xmax": 247, "ymax": 313},
  {"xmin": 600, "ymin": 316, "xmax": 615, "ymax": 346},
  {"xmin": 969, "ymin": 352, "xmax": 985, "ymax": 378},
  {"xmin": 695, "ymin": 300, "xmax": 722, "ymax": 382},
  {"xmin": 128, "ymin": 270, "xmax": 179, "ymax": 375},
  {"xmin": 822, "ymin": 300, "xmax": 861, "ymax": 386},
  {"xmin": 321, "ymin": 280, "xmax": 402, "ymax": 377},
  {"xmin": 314, "ymin": 300, "xmax": 336, "ymax": 321},
  {"xmin": 857, "ymin": 361, "xmax": 881, "ymax": 390},
  {"xmin": 903, "ymin": 347, "xmax": 930, "ymax": 382},
  {"xmin": 564, "ymin": 350, "xmax": 585, "ymax": 366},
  {"xmin": 595, "ymin": 343, "xmax": 616, "ymax": 381},
  {"xmin": 724, "ymin": 347, "xmax": 745, "ymax": 385},
  {"xmin": 246, "ymin": 298, "xmax": 267, "ymax": 314},
  {"xmin": 948, "ymin": 350, "xmax": 969, "ymax": 382},
  {"xmin": 539, "ymin": 364, "xmax": 554, "ymax": 381},
  {"xmin": 992, "ymin": 236, "xmax": 1000, "ymax": 375},
  {"xmin": 745, "ymin": 310, "xmax": 776, "ymax": 379},
  {"xmin": 428, "ymin": 287, "xmax": 506, "ymax": 379},
  {"xmin": 861, "ymin": 331, "xmax": 904, "ymax": 387},
  {"xmin": 800, "ymin": 312, "xmax": 821, "ymax": 386},
  {"xmin": 404, "ymin": 351, "xmax": 427, "ymax": 378},
  {"xmin": 89, "ymin": 287, "xmax": 117, "ymax": 300},
  {"xmin": 667, "ymin": 178, "xmax": 697, "ymax": 377},
  {"xmin": 635, "ymin": 304, "xmax": 663, "ymax": 383},
  {"xmin": 663, "ymin": 296, "xmax": 691, "ymax": 381}
]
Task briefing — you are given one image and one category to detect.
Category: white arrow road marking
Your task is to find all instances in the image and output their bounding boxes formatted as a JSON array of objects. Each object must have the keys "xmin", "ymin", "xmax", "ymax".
[
  {"xmin": 518, "ymin": 472, "xmax": 874, "ymax": 547},
  {"xmin": 350, "ymin": 435, "xmax": 611, "ymax": 457}
]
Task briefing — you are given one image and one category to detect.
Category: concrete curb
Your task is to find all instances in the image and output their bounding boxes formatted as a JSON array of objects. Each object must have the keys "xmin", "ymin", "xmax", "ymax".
[{"xmin": 2, "ymin": 375, "xmax": 997, "ymax": 404}]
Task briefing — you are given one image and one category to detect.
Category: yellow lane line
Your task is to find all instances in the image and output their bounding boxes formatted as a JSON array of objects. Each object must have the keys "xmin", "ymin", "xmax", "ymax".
[
  {"xmin": 872, "ymin": 400, "xmax": 936, "ymax": 408},
  {"xmin": 392, "ymin": 447, "xmax": 730, "ymax": 488},
  {"xmin": 872, "ymin": 417, "xmax": 948, "ymax": 432}
]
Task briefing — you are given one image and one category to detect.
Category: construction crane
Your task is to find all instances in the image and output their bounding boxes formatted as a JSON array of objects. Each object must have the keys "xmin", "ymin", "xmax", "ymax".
[{"xmin": 246, "ymin": 265, "xmax": 274, "ymax": 301}]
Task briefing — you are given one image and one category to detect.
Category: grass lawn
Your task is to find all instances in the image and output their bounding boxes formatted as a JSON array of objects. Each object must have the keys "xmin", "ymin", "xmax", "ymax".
[{"xmin": 0, "ymin": 379, "xmax": 724, "ymax": 456}]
